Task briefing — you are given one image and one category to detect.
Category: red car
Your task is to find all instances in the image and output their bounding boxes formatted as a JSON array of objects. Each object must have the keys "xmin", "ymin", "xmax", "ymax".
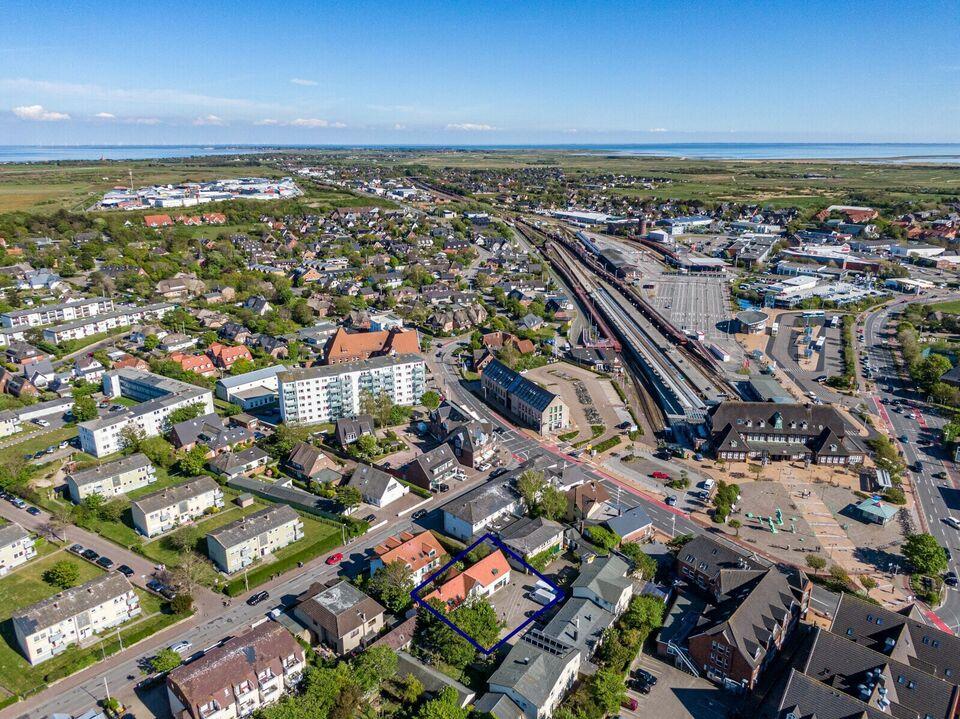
[
  {"xmin": 325, "ymin": 552, "xmax": 344, "ymax": 565},
  {"xmin": 650, "ymin": 471, "xmax": 670, "ymax": 480},
  {"xmin": 621, "ymin": 697, "xmax": 638, "ymax": 711}
]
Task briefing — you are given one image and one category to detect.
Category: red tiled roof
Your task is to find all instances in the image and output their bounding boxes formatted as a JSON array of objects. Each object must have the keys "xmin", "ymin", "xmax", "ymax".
[
  {"xmin": 374, "ymin": 530, "xmax": 444, "ymax": 575},
  {"xmin": 426, "ymin": 550, "xmax": 510, "ymax": 609},
  {"xmin": 324, "ymin": 327, "xmax": 419, "ymax": 364}
]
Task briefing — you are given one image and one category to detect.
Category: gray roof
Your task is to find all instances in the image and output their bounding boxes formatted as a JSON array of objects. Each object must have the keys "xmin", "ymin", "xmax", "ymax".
[
  {"xmin": 209, "ymin": 446, "xmax": 271, "ymax": 474},
  {"xmin": 473, "ymin": 693, "xmax": 524, "ymax": 719},
  {"xmin": 409, "ymin": 443, "xmax": 457, "ymax": 478},
  {"xmin": 571, "ymin": 554, "xmax": 632, "ymax": 606},
  {"xmin": 541, "ymin": 595, "xmax": 613, "ymax": 659},
  {"xmin": 799, "ymin": 627, "xmax": 957, "ymax": 719},
  {"xmin": 277, "ymin": 353, "xmax": 423, "ymax": 383},
  {"xmin": 603, "ymin": 504, "xmax": 653, "ymax": 539},
  {"xmin": 443, "ymin": 477, "xmax": 517, "ymax": 525},
  {"xmin": 207, "ymin": 504, "xmax": 300, "ymax": 549},
  {"xmin": 679, "ymin": 535, "xmax": 768, "ymax": 580},
  {"xmin": 774, "ymin": 669, "xmax": 889, "ymax": 719},
  {"xmin": 488, "ymin": 629, "xmax": 580, "ymax": 709},
  {"xmin": 131, "ymin": 476, "xmax": 220, "ymax": 516},
  {"xmin": 498, "ymin": 516, "xmax": 565, "ymax": 556},
  {"xmin": 215, "ymin": 364, "xmax": 287, "ymax": 391},
  {"xmin": 12, "ymin": 573, "xmax": 134, "ymax": 635},
  {"xmin": 67, "ymin": 452, "xmax": 152, "ymax": 488},
  {"xmin": 348, "ymin": 464, "xmax": 399, "ymax": 501},
  {"xmin": 80, "ymin": 369, "xmax": 210, "ymax": 432},
  {"xmin": 830, "ymin": 593, "xmax": 960, "ymax": 681},
  {"xmin": 0, "ymin": 521, "xmax": 30, "ymax": 548},
  {"xmin": 170, "ymin": 413, "xmax": 248, "ymax": 451},
  {"xmin": 481, "ymin": 359, "xmax": 559, "ymax": 412},
  {"xmin": 295, "ymin": 580, "xmax": 384, "ymax": 638}
]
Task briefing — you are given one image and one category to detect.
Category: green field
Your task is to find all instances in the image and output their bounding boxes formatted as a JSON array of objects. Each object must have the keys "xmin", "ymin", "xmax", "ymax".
[
  {"xmin": 0, "ymin": 426, "xmax": 78, "ymax": 457},
  {"xmin": 928, "ymin": 300, "xmax": 960, "ymax": 315}
]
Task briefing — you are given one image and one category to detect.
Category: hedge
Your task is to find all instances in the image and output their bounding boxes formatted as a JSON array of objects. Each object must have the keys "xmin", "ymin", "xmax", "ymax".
[
  {"xmin": 223, "ymin": 531, "xmax": 344, "ymax": 596},
  {"xmin": 592, "ymin": 435, "xmax": 622, "ymax": 454}
]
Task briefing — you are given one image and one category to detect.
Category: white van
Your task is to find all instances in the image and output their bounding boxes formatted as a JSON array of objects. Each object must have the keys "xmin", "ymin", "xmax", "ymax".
[{"xmin": 945, "ymin": 517, "xmax": 960, "ymax": 530}]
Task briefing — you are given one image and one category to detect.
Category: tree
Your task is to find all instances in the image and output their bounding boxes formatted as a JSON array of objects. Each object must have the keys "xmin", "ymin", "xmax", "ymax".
[
  {"xmin": 167, "ymin": 526, "xmax": 201, "ymax": 553},
  {"xmin": 139, "ymin": 436, "xmax": 176, "ymax": 468},
  {"xmin": 71, "ymin": 395, "xmax": 98, "ymax": 422},
  {"xmin": 369, "ymin": 560, "xmax": 415, "ymax": 614},
  {"xmin": 177, "ymin": 444, "xmax": 209, "ymax": 476},
  {"xmin": 418, "ymin": 686, "xmax": 469, "ymax": 719},
  {"xmin": 98, "ymin": 499, "xmax": 125, "ymax": 523},
  {"xmin": 354, "ymin": 433, "xmax": 379, "ymax": 457},
  {"xmin": 352, "ymin": 646, "xmax": 398, "ymax": 692},
  {"xmin": 586, "ymin": 525, "xmax": 620, "ymax": 552},
  {"xmin": 805, "ymin": 554, "xmax": 827, "ymax": 573},
  {"xmin": 43, "ymin": 560, "xmax": 81, "ymax": 589},
  {"xmin": 622, "ymin": 595, "xmax": 665, "ymax": 631},
  {"xmin": 902, "ymin": 533, "xmax": 948, "ymax": 575},
  {"xmin": 420, "ymin": 390, "xmax": 441, "ymax": 410},
  {"xmin": 230, "ymin": 358, "xmax": 257, "ymax": 376},
  {"xmin": 360, "ymin": 390, "xmax": 395, "ymax": 428},
  {"xmin": 170, "ymin": 552, "xmax": 210, "ymax": 593},
  {"xmin": 168, "ymin": 402, "xmax": 207, "ymax": 426},
  {"xmin": 860, "ymin": 575, "xmax": 878, "ymax": 591},
  {"xmin": 536, "ymin": 485, "xmax": 568, "ymax": 521},
  {"xmin": 728, "ymin": 519, "xmax": 742, "ymax": 536},
  {"xmin": 120, "ymin": 424, "xmax": 146, "ymax": 453},
  {"xmin": 590, "ymin": 667, "xmax": 627, "ymax": 716},
  {"xmin": 150, "ymin": 648, "xmax": 183, "ymax": 674},
  {"xmin": 620, "ymin": 543, "xmax": 657, "ymax": 579},
  {"xmin": 171, "ymin": 592, "xmax": 194, "ymax": 614},
  {"xmin": 910, "ymin": 354, "xmax": 952, "ymax": 393},
  {"xmin": 336, "ymin": 485, "xmax": 362, "ymax": 511},
  {"xmin": 143, "ymin": 334, "xmax": 160, "ymax": 351},
  {"xmin": 516, "ymin": 469, "xmax": 546, "ymax": 509},
  {"xmin": 397, "ymin": 673, "xmax": 424, "ymax": 703}
]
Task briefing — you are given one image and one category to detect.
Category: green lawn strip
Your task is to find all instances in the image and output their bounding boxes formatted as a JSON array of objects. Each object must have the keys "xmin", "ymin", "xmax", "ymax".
[
  {"xmin": 223, "ymin": 518, "xmax": 341, "ymax": 596},
  {"xmin": 591, "ymin": 435, "xmax": 622, "ymax": 454},
  {"xmin": 0, "ymin": 426, "xmax": 78, "ymax": 456}
]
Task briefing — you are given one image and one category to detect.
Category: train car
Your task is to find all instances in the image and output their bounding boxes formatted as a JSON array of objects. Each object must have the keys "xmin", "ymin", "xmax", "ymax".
[{"xmin": 707, "ymin": 342, "xmax": 731, "ymax": 362}]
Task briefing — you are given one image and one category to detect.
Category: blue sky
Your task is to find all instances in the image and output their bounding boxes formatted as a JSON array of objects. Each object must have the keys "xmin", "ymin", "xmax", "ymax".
[{"xmin": 2, "ymin": 0, "xmax": 958, "ymax": 145}]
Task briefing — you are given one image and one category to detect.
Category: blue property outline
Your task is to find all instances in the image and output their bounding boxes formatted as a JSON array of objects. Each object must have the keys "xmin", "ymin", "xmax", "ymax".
[{"xmin": 410, "ymin": 531, "xmax": 565, "ymax": 655}]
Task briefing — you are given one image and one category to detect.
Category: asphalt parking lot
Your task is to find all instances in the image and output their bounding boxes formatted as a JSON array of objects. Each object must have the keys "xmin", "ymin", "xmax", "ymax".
[{"xmin": 621, "ymin": 653, "xmax": 739, "ymax": 719}]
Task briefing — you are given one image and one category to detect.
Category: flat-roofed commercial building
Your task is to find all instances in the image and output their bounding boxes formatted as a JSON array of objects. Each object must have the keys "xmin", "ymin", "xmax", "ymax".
[
  {"xmin": 206, "ymin": 505, "xmax": 303, "ymax": 574},
  {"xmin": 131, "ymin": 476, "xmax": 224, "ymax": 537},
  {"xmin": 0, "ymin": 522, "xmax": 36, "ymax": 575},
  {"xmin": 78, "ymin": 369, "xmax": 214, "ymax": 457},
  {"xmin": 480, "ymin": 359, "xmax": 569, "ymax": 434},
  {"xmin": 214, "ymin": 364, "xmax": 288, "ymax": 410},
  {"xmin": 278, "ymin": 354, "xmax": 425, "ymax": 426},
  {"xmin": 65, "ymin": 452, "xmax": 156, "ymax": 503},
  {"xmin": 12, "ymin": 573, "xmax": 140, "ymax": 665}
]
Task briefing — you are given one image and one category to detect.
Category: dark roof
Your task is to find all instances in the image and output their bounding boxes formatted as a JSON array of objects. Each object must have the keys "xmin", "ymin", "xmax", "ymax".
[
  {"xmin": 772, "ymin": 669, "xmax": 890, "ymax": 719},
  {"xmin": 498, "ymin": 516, "xmax": 565, "ymax": 555},
  {"xmin": 348, "ymin": 463, "xmax": 400, "ymax": 501},
  {"xmin": 830, "ymin": 594, "xmax": 960, "ymax": 681},
  {"xmin": 799, "ymin": 627, "xmax": 959, "ymax": 719},
  {"xmin": 482, "ymin": 359, "xmax": 559, "ymax": 412},
  {"xmin": 487, "ymin": 629, "xmax": 580, "ymax": 709},
  {"xmin": 408, "ymin": 443, "xmax": 457, "ymax": 478},
  {"xmin": 679, "ymin": 534, "xmax": 768, "ymax": 580},
  {"xmin": 443, "ymin": 477, "xmax": 518, "ymax": 525},
  {"xmin": 131, "ymin": 476, "xmax": 220, "ymax": 515},
  {"xmin": 170, "ymin": 413, "xmax": 249, "ymax": 451},
  {"xmin": 604, "ymin": 504, "xmax": 653, "ymax": 538},
  {"xmin": 295, "ymin": 580, "xmax": 384, "ymax": 638}
]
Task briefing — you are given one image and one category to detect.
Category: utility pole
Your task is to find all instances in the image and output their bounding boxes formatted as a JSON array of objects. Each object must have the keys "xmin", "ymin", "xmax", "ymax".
[{"xmin": 103, "ymin": 676, "xmax": 110, "ymax": 701}]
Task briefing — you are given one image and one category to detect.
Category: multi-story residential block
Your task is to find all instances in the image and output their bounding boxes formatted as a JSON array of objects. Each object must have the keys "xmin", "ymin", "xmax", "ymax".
[
  {"xmin": 131, "ymin": 476, "xmax": 224, "ymax": 537},
  {"xmin": 0, "ymin": 522, "xmax": 36, "ymax": 575},
  {"xmin": 206, "ymin": 505, "xmax": 303, "ymax": 574},
  {"xmin": 0, "ymin": 297, "xmax": 114, "ymax": 329},
  {"xmin": 41, "ymin": 303, "xmax": 175, "ymax": 344},
  {"xmin": 78, "ymin": 369, "xmax": 214, "ymax": 457},
  {"xmin": 442, "ymin": 477, "xmax": 519, "ymax": 542},
  {"xmin": 12, "ymin": 573, "xmax": 140, "ymax": 665},
  {"xmin": 166, "ymin": 622, "xmax": 305, "ymax": 719},
  {"xmin": 480, "ymin": 359, "xmax": 569, "ymax": 434},
  {"xmin": 278, "ymin": 354, "xmax": 426, "ymax": 426},
  {"xmin": 369, "ymin": 530, "xmax": 445, "ymax": 585},
  {"xmin": 293, "ymin": 580, "xmax": 386, "ymax": 654},
  {"xmin": 65, "ymin": 452, "xmax": 156, "ymax": 503}
]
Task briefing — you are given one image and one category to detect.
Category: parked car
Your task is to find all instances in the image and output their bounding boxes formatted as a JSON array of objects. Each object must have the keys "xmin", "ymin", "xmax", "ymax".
[
  {"xmin": 81, "ymin": 548, "xmax": 99, "ymax": 561},
  {"xmin": 68, "ymin": 543, "xmax": 85, "ymax": 555},
  {"xmin": 169, "ymin": 640, "xmax": 193, "ymax": 655},
  {"xmin": 633, "ymin": 668, "xmax": 658, "ymax": 686},
  {"xmin": 363, "ymin": 514, "xmax": 377, "ymax": 523},
  {"xmin": 945, "ymin": 571, "xmax": 958, "ymax": 587},
  {"xmin": 651, "ymin": 471, "xmax": 670, "ymax": 480},
  {"xmin": 117, "ymin": 564, "xmax": 135, "ymax": 577},
  {"xmin": 11, "ymin": 498, "xmax": 26, "ymax": 508},
  {"xmin": 96, "ymin": 556, "xmax": 114, "ymax": 569},
  {"xmin": 621, "ymin": 697, "xmax": 638, "ymax": 711},
  {"xmin": 665, "ymin": 495, "xmax": 677, "ymax": 506},
  {"xmin": 247, "ymin": 591, "xmax": 270, "ymax": 606},
  {"xmin": 325, "ymin": 553, "xmax": 344, "ymax": 566},
  {"xmin": 438, "ymin": 483, "xmax": 450, "ymax": 493},
  {"xmin": 33, "ymin": 418, "xmax": 50, "ymax": 427},
  {"xmin": 26, "ymin": 506, "xmax": 41, "ymax": 516}
]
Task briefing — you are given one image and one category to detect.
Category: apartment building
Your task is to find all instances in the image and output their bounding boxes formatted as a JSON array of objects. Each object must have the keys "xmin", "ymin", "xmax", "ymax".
[
  {"xmin": 65, "ymin": 452, "xmax": 157, "ymax": 503},
  {"xmin": 166, "ymin": 622, "xmax": 305, "ymax": 719},
  {"xmin": 278, "ymin": 354, "xmax": 426, "ymax": 426},
  {"xmin": 0, "ymin": 297, "xmax": 114, "ymax": 329},
  {"xmin": 42, "ymin": 303, "xmax": 175, "ymax": 344},
  {"xmin": 206, "ymin": 505, "xmax": 303, "ymax": 574},
  {"xmin": 12, "ymin": 573, "xmax": 140, "ymax": 665},
  {"xmin": 0, "ymin": 522, "xmax": 36, "ymax": 575},
  {"xmin": 131, "ymin": 476, "xmax": 224, "ymax": 537},
  {"xmin": 480, "ymin": 359, "xmax": 569, "ymax": 435},
  {"xmin": 78, "ymin": 369, "xmax": 214, "ymax": 457}
]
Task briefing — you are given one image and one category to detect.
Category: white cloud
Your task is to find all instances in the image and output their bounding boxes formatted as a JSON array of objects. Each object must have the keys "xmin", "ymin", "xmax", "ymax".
[
  {"xmin": 648, "ymin": 127, "xmax": 668, "ymax": 132},
  {"xmin": 12, "ymin": 104, "xmax": 70, "ymax": 121},
  {"xmin": 132, "ymin": 117, "xmax": 161, "ymax": 125},
  {"xmin": 290, "ymin": 78, "xmax": 318, "ymax": 86},
  {"xmin": 193, "ymin": 114, "xmax": 225, "ymax": 126},
  {"xmin": 94, "ymin": 112, "xmax": 116, "ymax": 119},
  {"xmin": 254, "ymin": 118, "xmax": 280, "ymax": 126},
  {"xmin": 330, "ymin": 121, "xmax": 347, "ymax": 129},
  {"xmin": 290, "ymin": 118, "xmax": 329, "ymax": 127},
  {"xmin": 445, "ymin": 122, "xmax": 495, "ymax": 131},
  {"xmin": 393, "ymin": 123, "xmax": 407, "ymax": 130}
]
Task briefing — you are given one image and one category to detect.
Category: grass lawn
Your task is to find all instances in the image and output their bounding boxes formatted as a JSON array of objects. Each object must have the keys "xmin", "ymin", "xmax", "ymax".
[
  {"xmin": 0, "ymin": 426, "xmax": 78, "ymax": 457},
  {"xmin": 929, "ymin": 300, "xmax": 960, "ymax": 315}
]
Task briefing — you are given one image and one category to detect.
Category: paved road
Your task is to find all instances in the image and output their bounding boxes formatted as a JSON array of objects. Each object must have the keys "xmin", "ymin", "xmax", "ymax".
[{"xmin": 862, "ymin": 297, "xmax": 960, "ymax": 632}]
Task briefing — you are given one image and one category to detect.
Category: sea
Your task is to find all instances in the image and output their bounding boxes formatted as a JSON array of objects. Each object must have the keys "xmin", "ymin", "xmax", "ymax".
[{"xmin": 2, "ymin": 143, "xmax": 960, "ymax": 164}]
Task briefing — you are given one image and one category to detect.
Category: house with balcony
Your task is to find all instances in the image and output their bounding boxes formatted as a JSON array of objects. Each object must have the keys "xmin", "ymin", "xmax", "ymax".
[
  {"xmin": 293, "ymin": 580, "xmax": 385, "ymax": 654},
  {"xmin": 206, "ymin": 505, "xmax": 303, "ymax": 574},
  {"xmin": 0, "ymin": 521, "xmax": 36, "ymax": 575},
  {"xmin": 166, "ymin": 622, "xmax": 305, "ymax": 719},
  {"xmin": 369, "ymin": 530, "xmax": 445, "ymax": 585},
  {"xmin": 65, "ymin": 452, "xmax": 156, "ymax": 503}
]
